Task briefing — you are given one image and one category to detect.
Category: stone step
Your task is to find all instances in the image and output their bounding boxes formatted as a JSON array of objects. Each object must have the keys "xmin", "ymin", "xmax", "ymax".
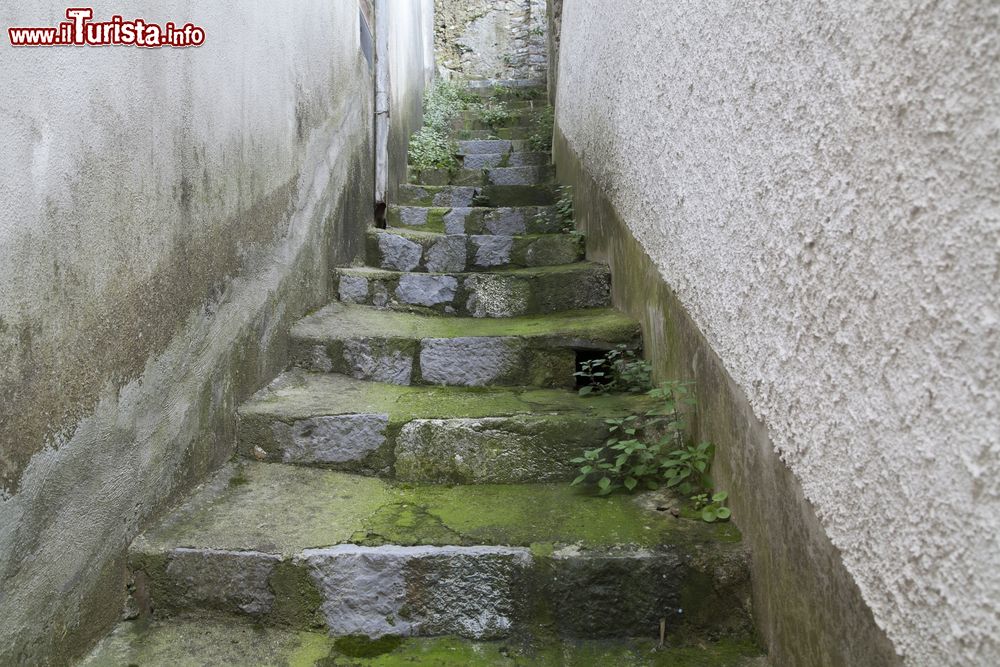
[
  {"xmin": 408, "ymin": 165, "xmax": 552, "ymax": 187},
  {"xmin": 458, "ymin": 139, "xmax": 530, "ymax": 155},
  {"xmin": 452, "ymin": 119, "xmax": 537, "ymax": 132},
  {"xmin": 457, "ymin": 127, "xmax": 534, "ymax": 140},
  {"xmin": 398, "ymin": 184, "xmax": 556, "ymax": 208},
  {"xmin": 458, "ymin": 107, "xmax": 546, "ymax": 123},
  {"xmin": 237, "ymin": 370, "xmax": 650, "ymax": 476},
  {"xmin": 465, "ymin": 81, "xmax": 548, "ymax": 99},
  {"xmin": 125, "ymin": 461, "xmax": 753, "ymax": 640},
  {"xmin": 289, "ymin": 303, "xmax": 639, "ymax": 388},
  {"xmin": 334, "ymin": 263, "xmax": 611, "ymax": 318},
  {"xmin": 388, "ymin": 205, "xmax": 565, "ymax": 235},
  {"xmin": 84, "ymin": 616, "xmax": 767, "ymax": 666},
  {"xmin": 366, "ymin": 228, "xmax": 583, "ymax": 273},
  {"xmin": 461, "ymin": 151, "xmax": 550, "ymax": 170}
]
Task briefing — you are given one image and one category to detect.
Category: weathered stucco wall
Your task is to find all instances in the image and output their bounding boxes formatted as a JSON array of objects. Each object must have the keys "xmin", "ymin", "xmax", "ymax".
[
  {"xmin": 554, "ymin": 1, "xmax": 999, "ymax": 666},
  {"xmin": 386, "ymin": 0, "xmax": 436, "ymax": 201},
  {"xmin": 434, "ymin": 0, "xmax": 547, "ymax": 82},
  {"xmin": 0, "ymin": 3, "xmax": 422, "ymax": 664}
]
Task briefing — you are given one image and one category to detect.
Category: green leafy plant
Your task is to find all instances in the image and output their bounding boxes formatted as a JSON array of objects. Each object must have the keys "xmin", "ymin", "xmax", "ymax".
[
  {"xmin": 528, "ymin": 106, "xmax": 554, "ymax": 152},
  {"xmin": 691, "ymin": 491, "xmax": 732, "ymax": 523},
  {"xmin": 408, "ymin": 127, "xmax": 458, "ymax": 171},
  {"xmin": 476, "ymin": 100, "xmax": 512, "ymax": 128},
  {"xmin": 555, "ymin": 185, "xmax": 573, "ymax": 229},
  {"xmin": 408, "ymin": 79, "xmax": 478, "ymax": 171},
  {"xmin": 570, "ymin": 382, "xmax": 731, "ymax": 522},
  {"xmin": 422, "ymin": 79, "xmax": 476, "ymax": 133},
  {"xmin": 575, "ymin": 344, "xmax": 652, "ymax": 396},
  {"xmin": 661, "ymin": 441, "xmax": 714, "ymax": 495}
]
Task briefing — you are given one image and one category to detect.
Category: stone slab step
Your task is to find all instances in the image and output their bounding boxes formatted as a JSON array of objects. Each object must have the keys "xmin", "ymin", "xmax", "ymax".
[
  {"xmin": 465, "ymin": 80, "xmax": 548, "ymax": 98},
  {"xmin": 408, "ymin": 165, "xmax": 552, "ymax": 187},
  {"xmin": 459, "ymin": 107, "xmax": 546, "ymax": 122},
  {"xmin": 83, "ymin": 616, "xmax": 766, "ymax": 666},
  {"xmin": 387, "ymin": 205, "xmax": 564, "ymax": 235},
  {"xmin": 398, "ymin": 184, "xmax": 556, "ymax": 208},
  {"xmin": 462, "ymin": 151, "xmax": 550, "ymax": 169},
  {"xmin": 458, "ymin": 139, "xmax": 530, "ymax": 155},
  {"xmin": 457, "ymin": 127, "xmax": 533, "ymax": 140},
  {"xmin": 366, "ymin": 228, "xmax": 583, "ymax": 273},
  {"xmin": 289, "ymin": 303, "xmax": 637, "ymax": 388},
  {"xmin": 334, "ymin": 263, "xmax": 611, "ymax": 318},
  {"xmin": 237, "ymin": 369, "xmax": 649, "ymax": 476},
  {"xmin": 126, "ymin": 461, "xmax": 752, "ymax": 640}
]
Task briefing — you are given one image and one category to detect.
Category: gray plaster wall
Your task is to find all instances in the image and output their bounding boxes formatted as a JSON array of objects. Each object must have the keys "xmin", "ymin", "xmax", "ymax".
[
  {"xmin": 435, "ymin": 0, "xmax": 547, "ymax": 82},
  {"xmin": 0, "ymin": 3, "xmax": 423, "ymax": 664},
  {"xmin": 386, "ymin": 0, "xmax": 436, "ymax": 201},
  {"xmin": 554, "ymin": 1, "xmax": 998, "ymax": 666}
]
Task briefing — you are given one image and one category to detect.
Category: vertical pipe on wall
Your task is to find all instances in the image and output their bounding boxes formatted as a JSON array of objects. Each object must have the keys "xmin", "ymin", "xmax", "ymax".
[{"xmin": 373, "ymin": 0, "xmax": 390, "ymax": 226}]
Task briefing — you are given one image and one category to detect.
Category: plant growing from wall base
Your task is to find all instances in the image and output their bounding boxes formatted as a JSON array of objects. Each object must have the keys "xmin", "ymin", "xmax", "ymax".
[
  {"xmin": 691, "ymin": 491, "xmax": 731, "ymax": 523},
  {"xmin": 570, "ymin": 381, "xmax": 731, "ymax": 523},
  {"xmin": 575, "ymin": 344, "xmax": 652, "ymax": 396},
  {"xmin": 528, "ymin": 106, "xmax": 554, "ymax": 152}
]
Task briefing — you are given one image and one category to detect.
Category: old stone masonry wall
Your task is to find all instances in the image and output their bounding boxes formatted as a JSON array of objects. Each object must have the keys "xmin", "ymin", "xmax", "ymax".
[{"xmin": 435, "ymin": 0, "xmax": 547, "ymax": 82}]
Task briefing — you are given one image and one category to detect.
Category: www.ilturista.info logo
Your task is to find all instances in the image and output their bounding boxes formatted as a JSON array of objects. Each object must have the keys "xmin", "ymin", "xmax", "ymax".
[{"xmin": 8, "ymin": 8, "xmax": 205, "ymax": 48}]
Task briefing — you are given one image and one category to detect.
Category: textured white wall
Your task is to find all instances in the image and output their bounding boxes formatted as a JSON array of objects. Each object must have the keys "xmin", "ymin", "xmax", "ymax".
[{"xmin": 556, "ymin": 1, "xmax": 999, "ymax": 665}]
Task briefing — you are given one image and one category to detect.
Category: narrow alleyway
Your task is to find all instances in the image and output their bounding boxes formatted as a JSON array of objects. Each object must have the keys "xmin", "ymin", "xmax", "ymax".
[{"xmin": 82, "ymin": 85, "xmax": 764, "ymax": 665}]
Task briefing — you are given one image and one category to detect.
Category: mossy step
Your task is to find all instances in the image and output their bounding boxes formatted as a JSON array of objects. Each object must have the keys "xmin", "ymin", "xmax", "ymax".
[
  {"xmin": 237, "ymin": 369, "xmax": 648, "ymax": 476},
  {"xmin": 408, "ymin": 165, "xmax": 552, "ymax": 187},
  {"xmin": 458, "ymin": 107, "xmax": 547, "ymax": 122},
  {"xmin": 398, "ymin": 184, "xmax": 556, "ymax": 208},
  {"xmin": 462, "ymin": 151, "xmax": 550, "ymax": 170},
  {"xmin": 465, "ymin": 82, "xmax": 548, "ymax": 101},
  {"xmin": 457, "ymin": 139, "xmax": 530, "ymax": 155},
  {"xmin": 290, "ymin": 303, "xmax": 636, "ymax": 389},
  {"xmin": 126, "ymin": 462, "xmax": 751, "ymax": 640},
  {"xmin": 457, "ymin": 127, "xmax": 534, "ymax": 140},
  {"xmin": 334, "ymin": 263, "xmax": 610, "ymax": 318},
  {"xmin": 84, "ymin": 616, "xmax": 766, "ymax": 666},
  {"xmin": 365, "ymin": 228, "xmax": 583, "ymax": 273},
  {"xmin": 388, "ymin": 205, "xmax": 564, "ymax": 235}
]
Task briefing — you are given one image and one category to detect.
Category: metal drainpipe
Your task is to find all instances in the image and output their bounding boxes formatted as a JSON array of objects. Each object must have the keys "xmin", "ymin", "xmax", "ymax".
[{"xmin": 373, "ymin": 0, "xmax": 390, "ymax": 227}]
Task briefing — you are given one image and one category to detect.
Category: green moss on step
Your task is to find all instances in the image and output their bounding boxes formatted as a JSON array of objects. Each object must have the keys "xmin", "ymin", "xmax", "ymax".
[
  {"xmin": 82, "ymin": 617, "xmax": 764, "ymax": 667},
  {"xmin": 333, "ymin": 635, "xmax": 405, "ymax": 658},
  {"xmin": 292, "ymin": 303, "xmax": 640, "ymax": 346},
  {"xmin": 133, "ymin": 462, "xmax": 741, "ymax": 556}
]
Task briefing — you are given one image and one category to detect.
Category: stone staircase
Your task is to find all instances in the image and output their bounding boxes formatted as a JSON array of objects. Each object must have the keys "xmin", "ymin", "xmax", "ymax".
[{"xmin": 83, "ymin": 85, "xmax": 764, "ymax": 666}]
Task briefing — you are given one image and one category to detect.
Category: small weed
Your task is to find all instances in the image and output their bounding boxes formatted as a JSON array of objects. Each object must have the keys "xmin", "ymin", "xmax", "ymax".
[
  {"xmin": 570, "ymin": 381, "xmax": 731, "ymax": 523},
  {"xmin": 691, "ymin": 491, "xmax": 732, "ymax": 523},
  {"xmin": 528, "ymin": 106, "xmax": 554, "ymax": 152},
  {"xmin": 575, "ymin": 344, "xmax": 651, "ymax": 396},
  {"xmin": 476, "ymin": 100, "xmax": 513, "ymax": 128},
  {"xmin": 535, "ymin": 184, "xmax": 574, "ymax": 232},
  {"xmin": 408, "ymin": 127, "xmax": 457, "ymax": 171},
  {"xmin": 408, "ymin": 79, "xmax": 474, "ymax": 170}
]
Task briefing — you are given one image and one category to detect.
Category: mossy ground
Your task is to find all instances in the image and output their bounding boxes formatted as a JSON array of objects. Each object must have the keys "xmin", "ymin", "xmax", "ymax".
[{"xmin": 82, "ymin": 617, "xmax": 765, "ymax": 666}]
